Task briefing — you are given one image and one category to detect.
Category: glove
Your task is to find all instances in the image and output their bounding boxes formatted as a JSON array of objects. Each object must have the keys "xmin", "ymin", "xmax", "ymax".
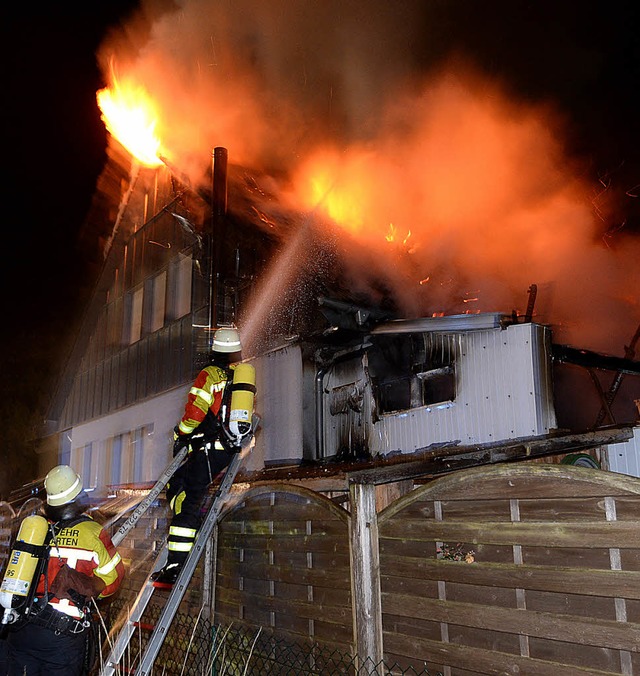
[
  {"xmin": 51, "ymin": 563, "xmax": 106, "ymax": 603},
  {"xmin": 173, "ymin": 426, "xmax": 191, "ymax": 457}
]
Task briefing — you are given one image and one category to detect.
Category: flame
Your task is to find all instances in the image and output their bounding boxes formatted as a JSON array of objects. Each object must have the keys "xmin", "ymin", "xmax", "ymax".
[
  {"xmin": 307, "ymin": 171, "xmax": 366, "ymax": 232},
  {"xmin": 385, "ymin": 223, "xmax": 414, "ymax": 248},
  {"xmin": 97, "ymin": 75, "xmax": 163, "ymax": 167},
  {"xmin": 292, "ymin": 151, "xmax": 374, "ymax": 234},
  {"xmin": 291, "ymin": 149, "xmax": 422, "ymax": 257}
]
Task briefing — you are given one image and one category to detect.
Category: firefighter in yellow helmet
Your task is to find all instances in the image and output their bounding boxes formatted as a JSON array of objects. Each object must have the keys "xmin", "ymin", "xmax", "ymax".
[
  {"xmin": 6, "ymin": 465, "xmax": 125, "ymax": 676},
  {"xmin": 152, "ymin": 326, "xmax": 254, "ymax": 587}
]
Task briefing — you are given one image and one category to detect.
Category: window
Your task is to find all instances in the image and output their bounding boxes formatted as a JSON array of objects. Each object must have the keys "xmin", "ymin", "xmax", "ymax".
[
  {"xmin": 125, "ymin": 285, "xmax": 144, "ymax": 344},
  {"xmin": 106, "ymin": 297, "xmax": 123, "ymax": 350},
  {"xmin": 148, "ymin": 271, "xmax": 167, "ymax": 333},
  {"xmin": 415, "ymin": 366, "xmax": 456, "ymax": 406},
  {"xmin": 81, "ymin": 443, "xmax": 93, "ymax": 489},
  {"xmin": 370, "ymin": 333, "xmax": 457, "ymax": 414},
  {"xmin": 167, "ymin": 253, "xmax": 192, "ymax": 320},
  {"xmin": 130, "ymin": 424, "xmax": 153, "ymax": 483},
  {"xmin": 109, "ymin": 434, "xmax": 126, "ymax": 485},
  {"xmin": 60, "ymin": 430, "xmax": 72, "ymax": 467}
]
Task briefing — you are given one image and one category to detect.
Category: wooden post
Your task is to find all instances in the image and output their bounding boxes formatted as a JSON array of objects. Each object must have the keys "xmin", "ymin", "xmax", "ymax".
[{"xmin": 349, "ymin": 482, "xmax": 383, "ymax": 666}]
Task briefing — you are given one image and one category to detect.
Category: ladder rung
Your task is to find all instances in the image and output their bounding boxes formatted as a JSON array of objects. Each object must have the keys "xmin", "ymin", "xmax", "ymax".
[{"xmin": 132, "ymin": 621, "xmax": 155, "ymax": 631}]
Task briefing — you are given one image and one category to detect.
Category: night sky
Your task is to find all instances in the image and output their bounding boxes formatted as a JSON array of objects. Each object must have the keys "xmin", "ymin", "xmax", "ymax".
[
  {"xmin": 2, "ymin": 5, "xmax": 140, "ymax": 496},
  {"xmin": 2, "ymin": 2, "xmax": 639, "ymax": 497}
]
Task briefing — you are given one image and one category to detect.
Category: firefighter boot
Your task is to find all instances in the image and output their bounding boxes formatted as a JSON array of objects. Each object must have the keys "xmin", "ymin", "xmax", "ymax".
[
  {"xmin": 152, "ymin": 522, "xmax": 196, "ymax": 588},
  {"xmin": 151, "ymin": 557, "xmax": 186, "ymax": 589},
  {"xmin": 151, "ymin": 561, "xmax": 183, "ymax": 589}
]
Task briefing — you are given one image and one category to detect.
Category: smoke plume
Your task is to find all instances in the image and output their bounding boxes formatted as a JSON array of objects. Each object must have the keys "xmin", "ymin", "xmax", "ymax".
[{"xmin": 98, "ymin": 0, "xmax": 640, "ymax": 355}]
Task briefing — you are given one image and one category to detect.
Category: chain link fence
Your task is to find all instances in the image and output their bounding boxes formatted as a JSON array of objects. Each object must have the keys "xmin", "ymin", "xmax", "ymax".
[{"xmin": 96, "ymin": 600, "xmax": 442, "ymax": 675}]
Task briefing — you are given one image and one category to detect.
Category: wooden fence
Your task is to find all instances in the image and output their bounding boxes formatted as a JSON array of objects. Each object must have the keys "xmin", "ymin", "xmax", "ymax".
[
  {"xmin": 376, "ymin": 463, "xmax": 640, "ymax": 674},
  {"xmin": 213, "ymin": 464, "xmax": 640, "ymax": 674},
  {"xmin": 3, "ymin": 464, "xmax": 639, "ymax": 674}
]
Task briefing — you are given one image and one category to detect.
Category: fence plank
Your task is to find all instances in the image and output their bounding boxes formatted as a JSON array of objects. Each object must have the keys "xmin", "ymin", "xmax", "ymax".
[
  {"xmin": 384, "ymin": 632, "xmax": 622, "ymax": 676},
  {"xmin": 382, "ymin": 519, "xmax": 640, "ymax": 548},
  {"xmin": 381, "ymin": 557, "xmax": 640, "ymax": 599},
  {"xmin": 383, "ymin": 594, "xmax": 640, "ymax": 650}
]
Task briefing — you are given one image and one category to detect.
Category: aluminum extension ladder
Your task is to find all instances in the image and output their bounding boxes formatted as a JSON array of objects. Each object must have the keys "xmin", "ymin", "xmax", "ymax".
[{"xmin": 100, "ymin": 445, "xmax": 248, "ymax": 676}]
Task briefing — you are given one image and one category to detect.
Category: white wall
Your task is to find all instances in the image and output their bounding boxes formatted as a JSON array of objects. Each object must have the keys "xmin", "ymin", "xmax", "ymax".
[
  {"xmin": 607, "ymin": 426, "xmax": 640, "ymax": 477},
  {"xmin": 69, "ymin": 344, "xmax": 308, "ymax": 492},
  {"xmin": 71, "ymin": 386, "xmax": 189, "ymax": 491}
]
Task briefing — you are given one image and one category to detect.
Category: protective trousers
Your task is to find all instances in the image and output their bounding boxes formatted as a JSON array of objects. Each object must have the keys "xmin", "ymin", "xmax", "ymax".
[
  {"xmin": 165, "ymin": 442, "xmax": 234, "ymax": 566},
  {"xmin": 7, "ymin": 621, "xmax": 87, "ymax": 675}
]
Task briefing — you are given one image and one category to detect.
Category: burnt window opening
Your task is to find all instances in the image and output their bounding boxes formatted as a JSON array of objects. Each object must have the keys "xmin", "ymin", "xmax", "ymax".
[{"xmin": 369, "ymin": 333, "xmax": 457, "ymax": 414}]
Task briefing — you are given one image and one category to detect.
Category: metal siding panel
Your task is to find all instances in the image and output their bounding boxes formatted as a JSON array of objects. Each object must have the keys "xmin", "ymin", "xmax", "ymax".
[
  {"xmin": 251, "ymin": 345, "xmax": 304, "ymax": 468},
  {"xmin": 466, "ymin": 330, "xmax": 502, "ymax": 441},
  {"xmin": 496, "ymin": 324, "xmax": 538, "ymax": 438},
  {"xmin": 529, "ymin": 323, "xmax": 557, "ymax": 432},
  {"xmin": 607, "ymin": 426, "xmax": 640, "ymax": 477},
  {"xmin": 322, "ymin": 357, "xmax": 370, "ymax": 459},
  {"xmin": 371, "ymin": 323, "xmax": 558, "ymax": 456},
  {"xmin": 491, "ymin": 329, "xmax": 521, "ymax": 439}
]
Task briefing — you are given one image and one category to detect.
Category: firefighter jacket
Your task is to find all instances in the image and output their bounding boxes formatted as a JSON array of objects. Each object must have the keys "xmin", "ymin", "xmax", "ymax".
[
  {"xmin": 37, "ymin": 515, "xmax": 125, "ymax": 620},
  {"xmin": 177, "ymin": 364, "xmax": 234, "ymax": 437}
]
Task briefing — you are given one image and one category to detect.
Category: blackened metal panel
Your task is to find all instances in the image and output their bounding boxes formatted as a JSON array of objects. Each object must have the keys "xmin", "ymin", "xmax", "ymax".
[{"xmin": 322, "ymin": 354, "xmax": 373, "ymax": 461}]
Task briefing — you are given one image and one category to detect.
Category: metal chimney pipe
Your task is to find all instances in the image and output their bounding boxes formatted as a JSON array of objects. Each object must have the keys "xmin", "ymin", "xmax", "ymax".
[
  {"xmin": 212, "ymin": 146, "xmax": 228, "ymax": 221},
  {"xmin": 209, "ymin": 147, "xmax": 228, "ymax": 342}
]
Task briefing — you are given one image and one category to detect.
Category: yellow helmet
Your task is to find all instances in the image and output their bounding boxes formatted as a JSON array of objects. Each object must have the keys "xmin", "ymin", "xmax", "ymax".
[
  {"xmin": 44, "ymin": 465, "xmax": 83, "ymax": 506},
  {"xmin": 212, "ymin": 327, "xmax": 242, "ymax": 354}
]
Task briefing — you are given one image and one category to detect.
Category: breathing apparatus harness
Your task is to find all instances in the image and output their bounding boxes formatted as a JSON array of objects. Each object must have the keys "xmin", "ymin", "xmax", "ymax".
[
  {"xmin": 7, "ymin": 515, "xmax": 93, "ymax": 636},
  {"xmin": 216, "ymin": 366, "xmax": 244, "ymax": 452},
  {"xmin": 177, "ymin": 362, "xmax": 256, "ymax": 462}
]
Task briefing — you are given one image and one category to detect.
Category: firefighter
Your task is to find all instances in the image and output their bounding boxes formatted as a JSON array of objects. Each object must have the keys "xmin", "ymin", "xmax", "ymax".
[
  {"xmin": 6, "ymin": 465, "xmax": 125, "ymax": 676},
  {"xmin": 151, "ymin": 326, "xmax": 252, "ymax": 587}
]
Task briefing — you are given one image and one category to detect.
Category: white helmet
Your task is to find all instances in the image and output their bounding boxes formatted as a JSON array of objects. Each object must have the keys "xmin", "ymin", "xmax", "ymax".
[
  {"xmin": 44, "ymin": 465, "xmax": 83, "ymax": 506},
  {"xmin": 212, "ymin": 327, "xmax": 242, "ymax": 354}
]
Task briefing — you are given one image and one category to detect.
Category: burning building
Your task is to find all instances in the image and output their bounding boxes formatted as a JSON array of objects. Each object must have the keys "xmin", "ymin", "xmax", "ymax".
[
  {"xmin": 4, "ymin": 4, "xmax": 640, "ymax": 672},
  {"xmin": 19, "ymin": 133, "xmax": 639, "ymax": 673},
  {"xmin": 29, "ymin": 119, "xmax": 639, "ymax": 490},
  {"xmin": 12, "ymin": 0, "xmax": 633, "ymax": 490},
  {"xmin": 19, "ymin": 14, "xmax": 634, "ymax": 485}
]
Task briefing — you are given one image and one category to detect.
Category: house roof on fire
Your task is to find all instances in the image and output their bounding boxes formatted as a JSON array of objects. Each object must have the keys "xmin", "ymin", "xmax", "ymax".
[{"xmin": 32, "ymin": 143, "xmax": 640, "ymax": 500}]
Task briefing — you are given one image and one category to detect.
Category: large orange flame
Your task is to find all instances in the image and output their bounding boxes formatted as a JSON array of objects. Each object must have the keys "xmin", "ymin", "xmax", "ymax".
[
  {"xmin": 97, "ymin": 75, "xmax": 163, "ymax": 168},
  {"xmin": 291, "ymin": 149, "xmax": 414, "ymax": 253}
]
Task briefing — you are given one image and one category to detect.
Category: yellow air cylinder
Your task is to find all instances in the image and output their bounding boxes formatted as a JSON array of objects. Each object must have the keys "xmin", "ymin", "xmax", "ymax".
[
  {"xmin": 228, "ymin": 363, "xmax": 256, "ymax": 443},
  {"xmin": 0, "ymin": 514, "xmax": 48, "ymax": 621}
]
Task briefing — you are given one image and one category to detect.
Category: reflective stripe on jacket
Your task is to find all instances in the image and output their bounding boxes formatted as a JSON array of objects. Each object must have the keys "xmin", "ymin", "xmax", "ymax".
[
  {"xmin": 37, "ymin": 517, "xmax": 125, "ymax": 618},
  {"xmin": 177, "ymin": 364, "xmax": 233, "ymax": 436}
]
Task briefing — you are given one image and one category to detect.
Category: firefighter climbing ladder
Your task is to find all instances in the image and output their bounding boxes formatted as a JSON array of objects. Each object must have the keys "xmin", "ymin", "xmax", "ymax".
[{"xmin": 100, "ymin": 449, "xmax": 246, "ymax": 676}]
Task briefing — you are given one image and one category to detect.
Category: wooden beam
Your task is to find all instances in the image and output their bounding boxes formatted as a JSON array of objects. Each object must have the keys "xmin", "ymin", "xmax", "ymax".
[
  {"xmin": 552, "ymin": 343, "xmax": 640, "ymax": 374},
  {"xmin": 348, "ymin": 426, "xmax": 635, "ymax": 485},
  {"xmin": 349, "ymin": 483, "xmax": 384, "ymax": 665}
]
